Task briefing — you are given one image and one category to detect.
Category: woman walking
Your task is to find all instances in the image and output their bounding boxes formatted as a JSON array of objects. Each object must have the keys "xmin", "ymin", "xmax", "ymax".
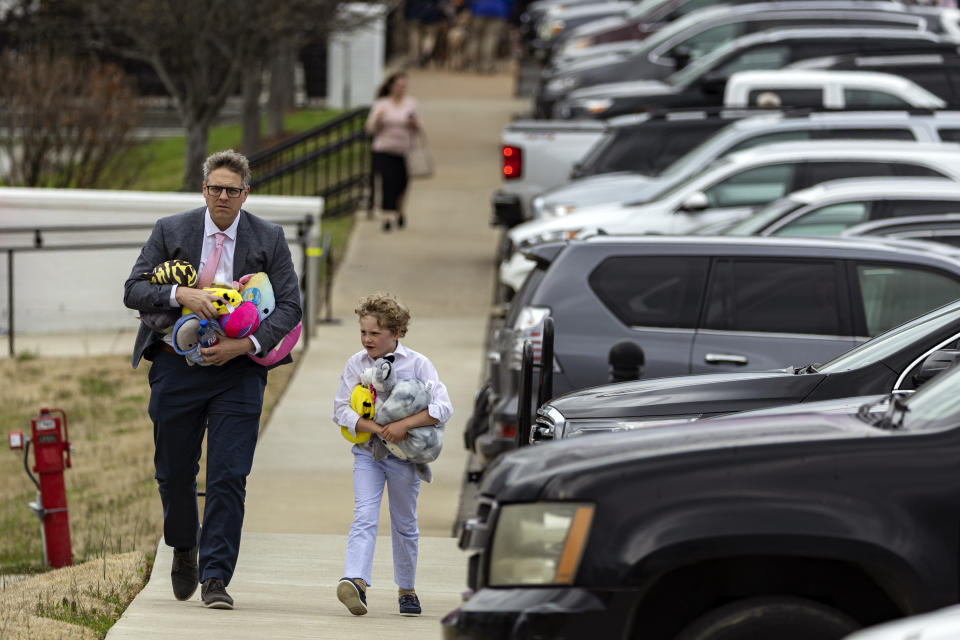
[{"xmin": 366, "ymin": 72, "xmax": 422, "ymax": 232}]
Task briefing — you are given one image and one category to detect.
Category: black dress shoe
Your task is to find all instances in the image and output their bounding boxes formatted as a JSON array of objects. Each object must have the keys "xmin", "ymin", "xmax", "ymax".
[
  {"xmin": 201, "ymin": 577, "xmax": 234, "ymax": 609},
  {"xmin": 397, "ymin": 214, "xmax": 405, "ymax": 229},
  {"xmin": 171, "ymin": 546, "xmax": 199, "ymax": 600}
]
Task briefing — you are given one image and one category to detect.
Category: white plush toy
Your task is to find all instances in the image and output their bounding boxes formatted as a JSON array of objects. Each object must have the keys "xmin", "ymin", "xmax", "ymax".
[{"xmin": 359, "ymin": 354, "xmax": 445, "ymax": 474}]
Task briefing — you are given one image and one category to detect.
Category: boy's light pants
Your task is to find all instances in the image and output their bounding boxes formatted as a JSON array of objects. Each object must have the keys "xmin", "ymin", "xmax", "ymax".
[{"xmin": 344, "ymin": 446, "xmax": 421, "ymax": 589}]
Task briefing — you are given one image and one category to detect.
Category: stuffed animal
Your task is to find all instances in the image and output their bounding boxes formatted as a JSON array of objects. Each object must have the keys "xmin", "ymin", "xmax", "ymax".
[
  {"xmin": 340, "ymin": 385, "xmax": 374, "ymax": 444},
  {"xmin": 358, "ymin": 354, "xmax": 444, "ymax": 466},
  {"xmin": 233, "ymin": 272, "xmax": 302, "ymax": 366},
  {"xmin": 138, "ymin": 259, "xmax": 198, "ymax": 333}
]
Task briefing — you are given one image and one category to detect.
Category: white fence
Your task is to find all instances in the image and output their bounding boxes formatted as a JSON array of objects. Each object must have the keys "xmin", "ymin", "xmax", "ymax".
[{"xmin": 0, "ymin": 188, "xmax": 322, "ymax": 337}]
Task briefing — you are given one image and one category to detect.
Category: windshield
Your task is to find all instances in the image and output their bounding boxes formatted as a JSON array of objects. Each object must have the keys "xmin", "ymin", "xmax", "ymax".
[
  {"xmin": 723, "ymin": 197, "xmax": 802, "ymax": 236},
  {"xmin": 625, "ymin": 0, "xmax": 670, "ymax": 20},
  {"xmin": 819, "ymin": 300, "xmax": 960, "ymax": 374},
  {"xmin": 657, "ymin": 125, "xmax": 746, "ymax": 179},
  {"xmin": 668, "ymin": 34, "xmax": 740, "ymax": 87},
  {"xmin": 625, "ymin": 156, "xmax": 733, "ymax": 206},
  {"xmin": 901, "ymin": 362, "xmax": 960, "ymax": 432}
]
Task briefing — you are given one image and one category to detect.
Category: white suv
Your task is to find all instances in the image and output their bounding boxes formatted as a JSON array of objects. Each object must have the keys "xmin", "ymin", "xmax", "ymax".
[{"xmin": 501, "ymin": 140, "xmax": 960, "ymax": 293}]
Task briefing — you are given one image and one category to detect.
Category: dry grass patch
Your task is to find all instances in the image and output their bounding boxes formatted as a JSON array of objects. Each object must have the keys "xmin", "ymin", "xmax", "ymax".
[
  {"xmin": 0, "ymin": 551, "xmax": 148, "ymax": 639},
  {"xmin": 0, "ymin": 352, "xmax": 297, "ymax": 636}
]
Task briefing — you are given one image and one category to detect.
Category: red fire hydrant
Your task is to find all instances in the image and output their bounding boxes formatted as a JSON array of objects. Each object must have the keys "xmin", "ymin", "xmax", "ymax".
[{"xmin": 8, "ymin": 407, "xmax": 73, "ymax": 567}]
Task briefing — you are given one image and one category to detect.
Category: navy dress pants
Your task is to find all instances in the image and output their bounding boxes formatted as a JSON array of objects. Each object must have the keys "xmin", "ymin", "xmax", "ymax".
[{"xmin": 148, "ymin": 349, "xmax": 267, "ymax": 585}]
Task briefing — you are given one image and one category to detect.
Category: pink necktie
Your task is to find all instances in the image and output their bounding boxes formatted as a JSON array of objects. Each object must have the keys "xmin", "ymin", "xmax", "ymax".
[{"xmin": 197, "ymin": 232, "xmax": 226, "ymax": 288}]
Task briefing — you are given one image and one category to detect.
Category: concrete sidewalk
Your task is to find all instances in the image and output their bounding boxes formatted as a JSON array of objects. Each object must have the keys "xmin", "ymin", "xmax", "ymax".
[{"xmin": 101, "ymin": 69, "xmax": 526, "ymax": 639}]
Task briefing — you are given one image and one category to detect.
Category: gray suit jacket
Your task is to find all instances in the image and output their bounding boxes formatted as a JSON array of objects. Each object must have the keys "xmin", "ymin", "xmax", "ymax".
[{"xmin": 123, "ymin": 207, "xmax": 302, "ymax": 369}]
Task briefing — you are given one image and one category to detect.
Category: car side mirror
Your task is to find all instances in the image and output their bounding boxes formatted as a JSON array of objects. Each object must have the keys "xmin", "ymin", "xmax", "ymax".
[
  {"xmin": 912, "ymin": 349, "xmax": 960, "ymax": 387},
  {"xmin": 680, "ymin": 191, "xmax": 709, "ymax": 211},
  {"xmin": 671, "ymin": 45, "xmax": 692, "ymax": 70},
  {"xmin": 570, "ymin": 162, "xmax": 583, "ymax": 179}
]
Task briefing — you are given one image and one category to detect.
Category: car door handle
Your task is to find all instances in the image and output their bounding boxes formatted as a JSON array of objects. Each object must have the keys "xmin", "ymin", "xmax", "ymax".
[{"xmin": 705, "ymin": 353, "xmax": 749, "ymax": 365}]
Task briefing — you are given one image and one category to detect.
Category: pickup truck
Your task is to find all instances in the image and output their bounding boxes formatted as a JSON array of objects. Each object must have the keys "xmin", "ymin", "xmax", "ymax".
[
  {"xmin": 445, "ymin": 358, "xmax": 960, "ymax": 640},
  {"xmin": 723, "ymin": 69, "xmax": 947, "ymax": 109},
  {"xmin": 495, "ymin": 69, "xmax": 946, "ymax": 228},
  {"xmin": 494, "ymin": 107, "xmax": 764, "ymax": 226}
]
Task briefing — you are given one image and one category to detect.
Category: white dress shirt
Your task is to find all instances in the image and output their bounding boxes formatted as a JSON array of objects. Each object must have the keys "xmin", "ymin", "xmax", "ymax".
[{"xmin": 333, "ymin": 342, "xmax": 453, "ymax": 438}]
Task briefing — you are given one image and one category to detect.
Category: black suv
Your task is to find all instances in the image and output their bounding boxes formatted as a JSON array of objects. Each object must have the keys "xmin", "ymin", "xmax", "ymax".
[
  {"xmin": 447, "ymin": 360, "xmax": 960, "ymax": 639},
  {"xmin": 534, "ymin": 297, "xmax": 960, "ymax": 441}
]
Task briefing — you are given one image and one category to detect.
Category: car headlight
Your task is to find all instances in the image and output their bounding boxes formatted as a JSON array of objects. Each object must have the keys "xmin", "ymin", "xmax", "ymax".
[
  {"xmin": 564, "ymin": 416, "xmax": 701, "ymax": 438},
  {"xmin": 570, "ymin": 36, "xmax": 593, "ymax": 50},
  {"xmin": 488, "ymin": 502, "xmax": 595, "ymax": 586},
  {"xmin": 544, "ymin": 203, "xmax": 577, "ymax": 218},
  {"xmin": 546, "ymin": 76, "xmax": 579, "ymax": 94},
  {"xmin": 524, "ymin": 228, "xmax": 582, "ymax": 245},
  {"xmin": 578, "ymin": 98, "xmax": 613, "ymax": 115}
]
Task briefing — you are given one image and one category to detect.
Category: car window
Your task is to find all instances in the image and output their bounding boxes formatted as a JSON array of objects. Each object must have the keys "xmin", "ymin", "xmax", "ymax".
[
  {"xmin": 811, "ymin": 128, "xmax": 916, "ymax": 141},
  {"xmin": 819, "ymin": 300, "xmax": 960, "ymax": 374},
  {"xmin": 802, "ymin": 162, "xmax": 897, "ymax": 188},
  {"xmin": 844, "ymin": 89, "xmax": 912, "ymax": 108},
  {"xmin": 884, "ymin": 199, "xmax": 960, "ymax": 218},
  {"xmin": 588, "ymin": 256, "xmax": 709, "ymax": 328},
  {"xmin": 704, "ymin": 163, "xmax": 794, "ymax": 207},
  {"xmin": 703, "ymin": 259, "xmax": 842, "ymax": 335},
  {"xmin": 857, "ymin": 264, "xmax": 960, "ymax": 336},
  {"xmin": 677, "ymin": 23, "xmax": 745, "ymax": 60},
  {"xmin": 893, "ymin": 163, "xmax": 949, "ymax": 178},
  {"xmin": 726, "ymin": 130, "xmax": 811, "ymax": 154},
  {"xmin": 937, "ymin": 128, "xmax": 960, "ymax": 143},
  {"xmin": 746, "ymin": 88, "xmax": 823, "ymax": 108},
  {"xmin": 773, "ymin": 202, "xmax": 870, "ymax": 236},
  {"xmin": 716, "ymin": 45, "xmax": 790, "ymax": 77},
  {"xmin": 579, "ymin": 122, "xmax": 725, "ymax": 176}
]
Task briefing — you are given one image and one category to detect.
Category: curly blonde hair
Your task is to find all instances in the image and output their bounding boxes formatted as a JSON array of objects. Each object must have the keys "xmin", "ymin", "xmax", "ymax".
[{"xmin": 355, "ymin": 293, "xmax": 410, "ymax": 338}]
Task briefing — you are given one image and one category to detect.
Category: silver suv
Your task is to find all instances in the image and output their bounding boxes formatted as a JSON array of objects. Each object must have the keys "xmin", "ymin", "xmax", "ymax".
[{"xmin": 476, "ymin": 234, "xmax": 960, "ymax": 462}]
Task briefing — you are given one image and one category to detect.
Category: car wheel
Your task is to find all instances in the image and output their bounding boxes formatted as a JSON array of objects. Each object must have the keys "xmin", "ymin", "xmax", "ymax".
[{"xmin": 675, "ymin": 596, "xmax": 860, "ymax": 640}]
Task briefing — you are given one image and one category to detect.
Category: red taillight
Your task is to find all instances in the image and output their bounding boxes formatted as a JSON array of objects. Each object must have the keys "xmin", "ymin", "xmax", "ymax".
[
  {"xmin": 502, "ymin": 145, "xmax": 522, "ymax": 180},
  {"xmin": 496, "ymin": 422, "xmax": 517, "ymax": 439}
]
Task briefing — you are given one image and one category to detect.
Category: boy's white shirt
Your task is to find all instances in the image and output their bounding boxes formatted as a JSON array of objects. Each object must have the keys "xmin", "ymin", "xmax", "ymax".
[{"xmin": 333, "ymin": 342, "xmax": 453, "ymax": 438}]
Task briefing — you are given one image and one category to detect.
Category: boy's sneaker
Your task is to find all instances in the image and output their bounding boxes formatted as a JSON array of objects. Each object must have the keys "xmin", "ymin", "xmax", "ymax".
[
  {"xmin": 399, "ymin": 593, "xmax": 422, "ymax": 616},
  {"xmin": 201, "ymin": 578, "xmax": 234, "ymax": 609},
  {"xmin": 337, "ymin": 577, "xmax": 368, "ymax": 615}
]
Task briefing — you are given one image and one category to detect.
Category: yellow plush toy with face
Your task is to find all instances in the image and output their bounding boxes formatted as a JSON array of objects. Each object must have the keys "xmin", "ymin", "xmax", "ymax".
[
  {"xmin": 182, "ymin": 285, "xmax": 244, "ymax": 317},
  {"xmin": 341, "ymin": 384, "xmax": 373, "ymax": 444}
]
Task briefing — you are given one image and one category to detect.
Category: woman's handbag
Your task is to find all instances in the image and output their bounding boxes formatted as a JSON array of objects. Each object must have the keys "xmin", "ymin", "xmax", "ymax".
[{"xmin": 406, "ymin": 133, "xmax": 434, "ymax": 179}]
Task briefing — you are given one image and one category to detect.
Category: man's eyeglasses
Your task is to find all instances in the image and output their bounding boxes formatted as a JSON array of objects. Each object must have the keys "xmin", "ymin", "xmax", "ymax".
[{"xmin": 206, "ymin": 185, "xmax": 245, "ymax": 198}]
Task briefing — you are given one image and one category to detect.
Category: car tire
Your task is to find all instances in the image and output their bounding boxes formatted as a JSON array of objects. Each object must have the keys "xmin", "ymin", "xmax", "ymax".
[{"xmin": 675, "ymin": 596, "xmax": 860, "ymax": 640}]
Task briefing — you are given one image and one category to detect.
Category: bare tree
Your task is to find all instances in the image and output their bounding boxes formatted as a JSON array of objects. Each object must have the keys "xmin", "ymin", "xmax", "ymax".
[{"xmin": 0, "ymin": 52, "xmax": 143, "ymax": 188}]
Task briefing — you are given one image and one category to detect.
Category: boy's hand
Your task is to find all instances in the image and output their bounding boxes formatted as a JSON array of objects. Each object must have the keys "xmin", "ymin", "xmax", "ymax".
[{"xmin": 380, "ymin": 422, "xmax": 410, "ymax": 443}]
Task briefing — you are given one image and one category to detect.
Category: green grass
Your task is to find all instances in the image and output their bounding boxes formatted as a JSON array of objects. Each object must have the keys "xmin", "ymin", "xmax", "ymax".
[{"xmin": 113, "ymin": 108, "xmax": 345, "ymax": 192}]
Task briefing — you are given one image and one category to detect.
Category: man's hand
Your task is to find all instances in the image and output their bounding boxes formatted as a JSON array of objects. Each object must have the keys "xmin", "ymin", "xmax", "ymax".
[
  {"xmin": 175, "ymin": 287, "xmax": 222, "ymax": 320},
  {"xmin": 200, "ymin": 336, "xmax": 254, "ymax": 366}
]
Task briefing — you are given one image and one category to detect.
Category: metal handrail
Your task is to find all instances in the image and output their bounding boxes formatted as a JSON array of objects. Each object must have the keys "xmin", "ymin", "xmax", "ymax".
[{"xmin": 248, "ymin": 107, "xmax": 371, "ymax": 218}]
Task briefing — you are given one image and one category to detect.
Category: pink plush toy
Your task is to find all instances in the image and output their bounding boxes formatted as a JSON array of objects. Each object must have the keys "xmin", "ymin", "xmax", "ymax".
[
  {"xmin": 234, "ymin": 272, "xmax": 301, "ymax": 366},
  {"xmin": 218, "ymin": 300, "xmax": 259, "ymax": 338}
]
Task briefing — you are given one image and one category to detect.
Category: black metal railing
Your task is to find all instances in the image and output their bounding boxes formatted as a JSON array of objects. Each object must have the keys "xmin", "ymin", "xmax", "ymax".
[{"xmin": 248, "ymin": 107, "xmax": 371, "ymax": 218}]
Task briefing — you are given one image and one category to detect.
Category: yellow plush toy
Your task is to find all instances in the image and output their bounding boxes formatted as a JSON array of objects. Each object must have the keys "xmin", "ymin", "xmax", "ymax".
[
  {"xmin": 340, "ymin": 384, "xmax": 374, "ymax": 444},
  {"xmin": 182, "ymin": 286, "xmax": 244, "ymax": 317}
]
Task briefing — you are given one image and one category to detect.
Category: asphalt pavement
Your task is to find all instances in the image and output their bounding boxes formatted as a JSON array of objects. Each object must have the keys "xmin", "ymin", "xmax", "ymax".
[{"xmin": 5, "ymin": 67, "xmax": 525, "ymax": 639}]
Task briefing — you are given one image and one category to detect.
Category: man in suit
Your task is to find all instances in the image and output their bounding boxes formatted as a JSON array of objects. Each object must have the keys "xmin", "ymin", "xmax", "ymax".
[{"xmin": 123, "ymin": 149, "xmax": 302, "ymax": 609}]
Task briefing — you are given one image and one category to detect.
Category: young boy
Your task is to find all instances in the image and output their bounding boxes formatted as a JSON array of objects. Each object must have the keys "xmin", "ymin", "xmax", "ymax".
[{"xmin": 332, "ymin": 293, "xmax": 453, "ymax": 616}]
